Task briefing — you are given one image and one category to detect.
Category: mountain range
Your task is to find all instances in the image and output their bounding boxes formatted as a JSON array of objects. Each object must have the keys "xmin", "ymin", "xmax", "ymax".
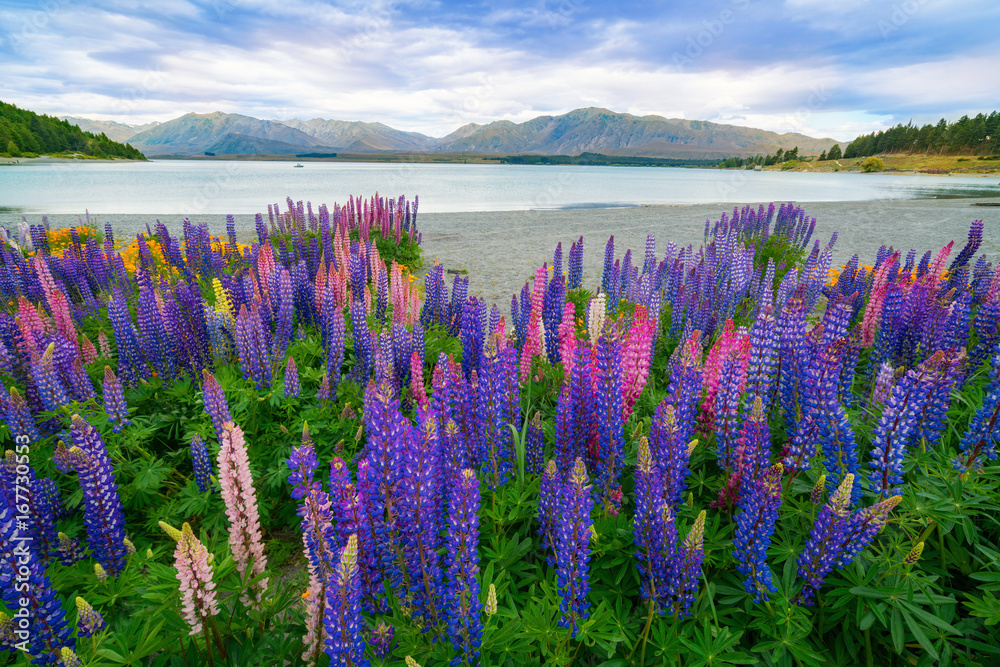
[{"xmin": 62, "ymin": 108, "xmax": 843, "ymax": 159}]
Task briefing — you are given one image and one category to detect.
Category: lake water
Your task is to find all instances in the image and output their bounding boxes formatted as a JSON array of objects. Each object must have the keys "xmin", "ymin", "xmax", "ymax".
[{"xmin": 1, "ymin": 160, "xmax": 997, "ymax": 215}]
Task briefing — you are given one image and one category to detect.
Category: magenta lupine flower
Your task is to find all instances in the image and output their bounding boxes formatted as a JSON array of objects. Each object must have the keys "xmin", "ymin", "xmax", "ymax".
[
  {"xmin": 317, "ymin": 372, "xmax": 332, "ymax": 404},
  {"xmin": 201, "ymin": 369, "xmax": 232, "ymax": 440},
  {"xmin": 284, "ymin": 355, "xmax": 301, "ymax": 398},
  {"xmin": 444, "ymin": 469, "xmax": 483, "ymax": 666},
  {"xmin": 323, "ymin": 534, "xmax": 368, "ymax": 667},
  {"xmin": 410, "ymin": 349, "xmax": 428, "ymax": 409},
  {"xmin": 69, "ymin": 414, "xmax": 129, "ymax": 576},
  {"xmin": 555, "ymin": 458, "xmax": 594, "ymax": 636},
  {"xmin": 557, "ymin": 301, "xmax": 577, "ymax": 378},
  {"xmin": 217, "ymin": 422, "xmax": 269, "ymax": 608},
  {"xmin": 796, "ymin": 474, "xmax": 854, "ymax": 605},
  {"xmin": 622, "ymin": 304, "xmax": 655, "ymax": 421},
  {"xmin": 102, "ymin": 366, "xmax": 130, "ymax": 432},
  {"xmin": 159, "ymin": 521, "xmax": 220, "ymax": 636}
]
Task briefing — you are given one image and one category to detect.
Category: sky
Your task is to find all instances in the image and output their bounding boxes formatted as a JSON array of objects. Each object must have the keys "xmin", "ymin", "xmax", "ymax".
[{"xmin": 0, "ymin": 0, "xmax": 997, "ymax": 141}]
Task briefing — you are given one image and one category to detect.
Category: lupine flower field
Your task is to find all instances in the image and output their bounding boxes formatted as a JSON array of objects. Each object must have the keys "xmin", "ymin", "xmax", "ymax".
[{"xmin": 1, "ymin": 195, "xmax": 999, "ymax": 667}]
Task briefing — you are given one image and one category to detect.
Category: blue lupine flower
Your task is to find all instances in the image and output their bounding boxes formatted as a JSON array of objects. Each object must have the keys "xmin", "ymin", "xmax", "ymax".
[
  {"xmin": 444, "ymin": 469, "xmax": 483, "ymax": 666},
  {"xmin": 102, "ymin": 366, "xmax": 131, "ymax": 432},
  {"xmin": 733, "ymin": 463, "xmax": 783, "ymax": 602},
  {"xmin": 555, "ymin": 458, "xmax": 594, "ymax": 636},
  {"xmin": 0, "ymin": 498, "xmax": 74, "ymax": 664},
  {"xmin": 189, "ymin": 434, "xmax": 215, "ymax": 493},
  {"xmin": 284, "ymin": 355, "xmax": 301, "ymax": 398},
  {"xmin": 593, "ymin": 335, "xmax": 624, "ymax": 511},
  {"xmin": 673, "ymin": 510, "xmax": 706, "ymax": 617},
  {"xmin": 956, "ymin": 341, "xmax": 1000, "ymax": 471},
  {"xmin": 69, "ymin": 415, "xmax": 129, "ymax": 576},
  {"xmin": 323, "ymin": 534, "xmax": 368, "ymax": 667},
  {"xmin": 525, "ymin": 412, "xmax": 545, "ymax": 475},
  {"xmin": 796, "ymin": 474, "xmax": 854, "ymax": 605}
]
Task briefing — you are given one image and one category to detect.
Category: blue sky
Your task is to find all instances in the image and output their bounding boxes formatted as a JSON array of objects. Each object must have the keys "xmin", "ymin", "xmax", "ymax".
[{"xmin": 0, "ymin": 0, "xmax": 996, "ymax": 140}]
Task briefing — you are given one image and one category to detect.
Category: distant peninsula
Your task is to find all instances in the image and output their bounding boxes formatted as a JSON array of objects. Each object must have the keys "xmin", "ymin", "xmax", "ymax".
[{"xmin": 1, "ymin": 101, "xmax": 146, "ymax": 161}]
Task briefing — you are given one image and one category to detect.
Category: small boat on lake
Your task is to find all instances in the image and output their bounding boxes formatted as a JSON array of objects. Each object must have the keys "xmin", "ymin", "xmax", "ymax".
[{"xmin": 294, "ymin": 163, "xmax": 304, "ymax": 168}]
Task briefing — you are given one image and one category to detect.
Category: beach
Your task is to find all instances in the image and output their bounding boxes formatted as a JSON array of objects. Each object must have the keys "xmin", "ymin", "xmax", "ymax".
[{"xmin": 3, "ymin": 197, "xmax": 997, "ymax": 309}]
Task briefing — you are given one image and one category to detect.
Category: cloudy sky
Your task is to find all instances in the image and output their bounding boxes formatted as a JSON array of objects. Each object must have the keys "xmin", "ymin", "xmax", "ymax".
[{"xmin": 0, "ymin": 0, "xmax": 996, "ymax": 140}]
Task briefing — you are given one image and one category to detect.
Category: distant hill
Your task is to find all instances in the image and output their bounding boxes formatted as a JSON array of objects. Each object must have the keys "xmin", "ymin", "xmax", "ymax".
[
  {"xmin": 60, "ymin": 116, "xmax": 159, "ymax": 143},
  {"xmin": 60, "ymin": 106, "xmax": 845, "ymax": 159},
  {"xmin": 1, "ymin": 101, "xmax": 146, "ymax": 160},
  {"xmin": 434, "ymin": 107, "xmax": 840, "ymax": 158},
  {"xmin": 127, "ymin": 112, "xmax": 329, "ymax": 156},
  {"xmin": 280, "ymin": 118, "xmax": 435, "ymax": 152}
]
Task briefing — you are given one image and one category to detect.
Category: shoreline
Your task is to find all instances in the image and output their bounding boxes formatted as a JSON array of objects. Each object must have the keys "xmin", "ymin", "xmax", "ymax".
[{"xmin": 3, "ymin": 198, "xmax": 996, "ymax": 309}]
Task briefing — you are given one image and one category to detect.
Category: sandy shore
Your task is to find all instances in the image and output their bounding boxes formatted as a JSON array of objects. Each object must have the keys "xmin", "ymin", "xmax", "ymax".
[{"xmin": 2, "ymin": 198, "xmax": 997, "ymax": 309}]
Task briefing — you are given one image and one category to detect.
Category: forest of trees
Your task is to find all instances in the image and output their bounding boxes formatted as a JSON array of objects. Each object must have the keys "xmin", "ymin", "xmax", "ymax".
[
  {"xmin": 714, "ymin": 145, "xmax": 810, "ymax": 169},
  {"xmin": 0, "ymin": 101, "xmax": 145, "ymax": 160},
  {"xmin": 843, "ymin": 111, "xmax": 1000, "ymax": 159}
]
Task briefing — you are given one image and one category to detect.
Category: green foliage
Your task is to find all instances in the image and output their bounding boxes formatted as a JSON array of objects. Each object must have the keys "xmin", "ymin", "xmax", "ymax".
[
  {"xmin": 843, "ymin": 111, "xmax": 1000, "ymax": 158},
  {"xmin": 861, "ymin": 157, "xmax": 886, "ymax": 173},
  {"xmin": 0, "ymin": 100, "xmax": 146, "ymax": 160}
]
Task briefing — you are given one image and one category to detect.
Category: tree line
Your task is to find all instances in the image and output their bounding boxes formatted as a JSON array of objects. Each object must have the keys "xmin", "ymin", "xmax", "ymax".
[
  {"xmin": 0, "ymin": 101, "xmax": 146, "ymax": 160},
  {"xmin": 843, "ymin": 112, "xmax": 1000, "ymax": 159}
]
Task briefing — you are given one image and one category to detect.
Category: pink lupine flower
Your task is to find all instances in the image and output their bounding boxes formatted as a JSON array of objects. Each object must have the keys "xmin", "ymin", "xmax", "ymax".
[
  {"xmin": 80, "ymin": 334, "xmax": 98, "ymax": 364},
  {"xmin": 160, "ymin": 521, "xmax": 220, "ymax": 636},
  {"xmin": 700, "ymin": 321, "xmax": 750, "ymax": 432},
  {"xmin": 410, "ymin": 350, "xmax": 428, "ymax": 409},
  {"xmin": 32, "ymin": 257, "xmax": 77, "ymax": 345},
  {"xmin": 97, "ymin": 330, "xmax": 112, "ymax": 358},
  {"xmin": 217, "ymin": 422, "xmax": 269, "ymax": 608},
  {"xmin": 558, "ymin": 301, "xmax": 577, "ymax": 378},
  {"xmin": 622, "ymin": 305, "xmax": 656, "ymax": 420}
]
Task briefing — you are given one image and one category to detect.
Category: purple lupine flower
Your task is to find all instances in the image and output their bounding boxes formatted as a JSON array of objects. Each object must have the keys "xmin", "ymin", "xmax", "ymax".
[
  {"xmin": 317, "ymin": 373, "xmax": 332, "ymax": 404},
  {"xmin": 4, "ymin": 386, "xmax": 40, "ymax": 443},
  {"xmin": 869, "ymin": 353, "xmax": 945, "ymax": 497},
  {"xmin": 568, "ymin": 236, "xmax": 583, "ymax": 290},
  {"xmin": 189, "ymin": 434, "xmax": 214, "ymax": 493},
  {"xmin": 69, "ymin": 414, "xmax": 129, "ymax": 576},
  {"xmin": 284, "ymin": 355, "xmax": 301, "ymax": 398},
  {"xmin": 834, "ymin": 495, "xmax": 902, "ymax": 569},
  {"xmin": 0, "ymin": 498, "xmax": 75, "ymax": 664},
  {"xmin": 287, "ymin": 439, "xmax": 337, "ymax": 665},
  {"xmin": 733, "ymin": 463, "xmax": 783, "ymax": 602},
  {"xmin": 593, "ymin": 334, "xmax": 623, "ymax": 512},
  {"xmin": 538, "ymin": 459, "xmax": 560, "ymax": 564},
  {"xmin": 323, "ymin": 534, "xmax": 368, "ymax": 667},
  {"xmin": 525, "ymin": 412, "xmax": 545, "ymax": 475},
  {"xmin": 74, "ymin": 597, "xmax": 105, "ymax": 637},
  {"xmin": 555, "ymin": 457, "xmax": 594, "ymax": 637},
  {"xmin": 444, "ymin": 468, "xmax": 483, "ymax": 666},
  {"xmin": 398, "ymin": 412, "xmax": 443, "ymax": 625},
  {"xmin": 649, "ymin": 402, "xmax": 691, "ymax": 507},
  {"xmin": 201, "ymin": 369, "xmax": 232, "ymax": 440},
  {"xmin": 0, "ymin": 453, "xmax": 59, "ymax": 562},
  {"xmin": 796, "ymin": 474, "xmax": 854, "ymax": 605},
  {"xmin": 32, "ymin": 343, "xmax": 70, "ymax": 411},
  {"xmin": 601, "ymin": 236, "xmax": 615, "ymax": 297},
  {"xmin": 350, "ymin": 299, "xmax": 373, "ymax": 382},
  {"xmin": 369, "ymin": 621, "xmax": 395, "ymax": 661},
  {"xmin": 633, "ymin": 437, "xmax": 674, "ymax": 610},
  {"xmin": 744, "ymin": 305, "xmax": 779, "ymax": 414},
  {"xmin": 102, "ymin": 366, "xmax": 130, "ymax": 432},
  {"xmin": 956, "ymin": 341, "xmax": 1000, "ymax": 472},
  {"xmin": 673, "ymin": 510, "xmax": 706, "ymax": 617}
]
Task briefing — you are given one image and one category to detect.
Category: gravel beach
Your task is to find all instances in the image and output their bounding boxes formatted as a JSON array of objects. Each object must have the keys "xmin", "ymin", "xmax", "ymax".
[{"xmin": 3, "ymin": 197, "xmax": 997, "ymax": 309}]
